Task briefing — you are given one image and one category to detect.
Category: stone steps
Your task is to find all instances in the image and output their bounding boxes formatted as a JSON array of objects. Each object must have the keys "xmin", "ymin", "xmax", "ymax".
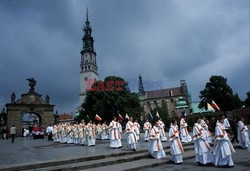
[
  {"xmin": 84, "ymin": 150, "xmax": 195, "ymax": 171},
  {"xmin": 28, "ymin": 146, "xmax": 194, "ymax": 171},
  {"xmin": 0, "ymin": 143, "xmax": 194, "ymax": 171}
]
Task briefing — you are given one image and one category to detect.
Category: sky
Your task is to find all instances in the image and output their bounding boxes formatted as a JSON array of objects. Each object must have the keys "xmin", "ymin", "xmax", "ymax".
[{"xmin": 0, "ymin": 0, "xmax": 249, "ymax": 114}]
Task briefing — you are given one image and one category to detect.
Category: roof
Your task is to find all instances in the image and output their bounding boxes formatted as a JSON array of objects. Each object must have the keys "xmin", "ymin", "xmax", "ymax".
[
  {"xmin": 191, "ymin": 101, "xmax": 214, "ymax": 114},
  {"xmin": 59, "ymin": 114, "xmax": 73, "ymax": 120},
  {"xmin": 144, "ymin": 87, "xmax": 183, "ymax": 100}
]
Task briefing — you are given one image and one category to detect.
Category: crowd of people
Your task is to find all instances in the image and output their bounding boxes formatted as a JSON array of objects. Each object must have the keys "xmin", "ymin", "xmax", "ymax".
[{"xmin": 47, "ymin": 115, "xmax": 249, "ymax": 168}]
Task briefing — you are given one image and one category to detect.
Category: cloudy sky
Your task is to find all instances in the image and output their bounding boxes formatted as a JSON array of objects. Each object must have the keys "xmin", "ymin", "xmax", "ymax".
[{"xmin": 0, "ymin": 0, "xmax": 249, "ymax": 114}]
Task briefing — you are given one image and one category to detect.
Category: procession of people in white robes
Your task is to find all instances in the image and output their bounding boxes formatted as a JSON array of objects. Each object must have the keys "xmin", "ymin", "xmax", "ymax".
[{"xmin": 47, "ymin": 112, "xmax": 250, "ymax": 168}]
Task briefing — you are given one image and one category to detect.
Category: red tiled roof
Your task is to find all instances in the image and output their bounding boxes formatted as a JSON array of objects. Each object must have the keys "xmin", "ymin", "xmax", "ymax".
[
  {"xmin": 145, "ymin": 87, "xmax": 183, "ymax": 100},
  {"xmin": 59, "ymin": 114, "xmax": 73, "ymax": 120}
]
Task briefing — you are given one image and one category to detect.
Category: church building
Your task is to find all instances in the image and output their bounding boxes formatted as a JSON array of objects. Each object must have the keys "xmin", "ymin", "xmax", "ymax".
[{"xmin": 138, "ymin": 76, "xmax": 191, "ymax": 119}]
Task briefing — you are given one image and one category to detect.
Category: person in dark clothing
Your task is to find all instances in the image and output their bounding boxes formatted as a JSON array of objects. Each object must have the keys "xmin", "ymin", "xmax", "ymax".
[{"xmin": 230, "ymin": 118, "xmax": 239, "ymax": 143}]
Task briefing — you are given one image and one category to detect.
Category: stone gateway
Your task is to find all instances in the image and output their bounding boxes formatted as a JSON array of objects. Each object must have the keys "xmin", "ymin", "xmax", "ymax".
[{"xmin": 5, "ymin": 78, "xmax": 55, "ymax": 136}]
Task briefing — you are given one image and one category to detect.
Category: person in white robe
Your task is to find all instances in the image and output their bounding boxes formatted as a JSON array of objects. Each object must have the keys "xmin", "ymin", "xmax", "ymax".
[
  {"xmin": 86, "ymin": 120, "xmax": 96, "ymax": 146},
  {"xmin": 78, "ymin": 122, "xmax": 86, "ymax": 145},
  {"xmin": 158, "ymin": 118, "xmax": 167, "ymax": 142},
  {"xmin": 148, "ymin": 120, "xmax": 166, "ymax": 159},
  {"xmin": 52, "ymin": 124, "xmax": 58, "ymax": 142},
  {"xmin": 125, "ymin": 117, "xmax": 137, "ymax": 151},
  {"xmin": 180, "ymin": 117, "xmax": 192, "ymax": 143},
  {"xmin": 67, "ymin": 124, "xmax": 74, "ymax": 144},
  {"xmin": 96, "ymin": 123, "xmax": 102, "ymax": 140},
  {"xmin": 169, "ymin": 119, "xmax": 184, "ymax": 164},
  {"xmin": 109, "ymin": 116, "xmax": 122, "ymax": 148},
  {"xmin": 143, "ymin": 119, "xmax": 152, "ymax": 142},
  {"xmin": 223, "ymin": 116, "xmax": 231, "ymax": 131},
  {"xmin": 193, "ymin": 117, "xmax": 214, "ymax": 166},
  {"xmin": 117, "ymin": 119, "xmax": 123, "ymax": 140},
  {"xmin": 134, "ymin": 120, "xmax": 140, "ymax": 142},
  {"xmin": 237, "ymin": 117, "xmax": 249, "ymax": 149},
  {"xmin": 61, "ymin": 123, "xmax": 67, "ymax": 143},
  {"xmin": 201, "ymin": 117, "xmax": 212, "ymax": 144},
  {"xmin": 101, "ymin": 122, "xmax": 109, "ymax": 140},
  {"xmin": 73, "ymin": 124, "xmax": 79, "ymax": 144},
  {"xmin": 213, "ymin": 116, "xmax": 235, "ymax": 167}
]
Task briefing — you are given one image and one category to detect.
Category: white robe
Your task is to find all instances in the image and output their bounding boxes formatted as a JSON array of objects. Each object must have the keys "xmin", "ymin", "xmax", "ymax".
[
  {"xmin": 101, "ymin": 124, "xmax": 109, "ymax": 140},
  {"xmin": 143, "ymin": 122, "xmax": 152, "ymax": 141},
  {"xmin": 201, "ymin": 119, "xmax": 212, "ymax": 143},
  {"xmin": 180, "ymin": 118, "xmax": 192, "ymax": 143},
  {"xmin": 158, "ymin": 120, "xmax": 167, "ymax": 142},
  {"xmin": 52, "ymin": 126, "xmax": 58, "ymax": 142},
  {"xmin": 193, "ymin": 123, "xmax": 214, "ymax": 165},
  {"xmin": 96, "ymin": 124, "xmax": 102, "ymax": 140},
  {"xmin": 109, "ymin": 120, "xmax": 122, "ymax": 148},
  {"xmin": 237, "ymin": 121, "xmax": 249, "ymax": 148},
  {"xmin": 73, "ymin": 125, "xmax": 79, "ymax": 144},
  {"xmin": 86, "ymin": 123, "xmax": 96, "ymax": 146},
  {"xmin": 125, "ymin": 121, "xmax": 137, "ymax": 150},
  {"xmin": 169, "ymin": 124, "xmax": 183, "ymax": 163},
  {"xmin": 78, "ymin": 124, "xmax": 86, "ymax": 145},
  {"xmin": 148, "ymin": 126, "xmax": 166, "ymax": 159},
  {"xmin": 223, "ymin": 118, "xmax": 230, "ymax": 130},
  {"xmin": 213, "ymin": 122, "xmax": 235, "ymax": 166},
  {"xmin": 134, "ymin": 122, "xmax": 140, "ymax": 141}
]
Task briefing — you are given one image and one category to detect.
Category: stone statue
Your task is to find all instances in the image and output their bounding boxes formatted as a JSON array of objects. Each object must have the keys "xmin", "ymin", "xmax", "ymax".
[
  {"xmin": 27, "ymin": 78, "xmax": 36, "ymax": 92},
  {"xmin": 11, "ymin": 92, "xmax": 16, "ymax": 103},
  {"xmin": 46, "ymin": 95, "xmax": 50, "ymax": 103}
]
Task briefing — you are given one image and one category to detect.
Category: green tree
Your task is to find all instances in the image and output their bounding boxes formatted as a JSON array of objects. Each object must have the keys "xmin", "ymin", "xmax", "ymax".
[
  {"xmin": 79, "ymin": 76, "xmax": 141, "ymax": 123},
  {"xmin": 199, "ymin": 75, "xmax": 241, "ymax": 111},
  {"xmin": 149, "ymin": 101, "xmax": 170, "ymax": 128},
  {"xmin": 245, "ymin": 92, "xmax": 250, "ymax": 107}
]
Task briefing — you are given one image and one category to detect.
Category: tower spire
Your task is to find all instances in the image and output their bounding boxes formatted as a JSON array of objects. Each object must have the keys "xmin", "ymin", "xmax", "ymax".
[
  {"xmin": 139, "ymin": 74, "xmax": 145, "ymax": 94},
  {"xmin": 86, "ymin": 7, "xmax": 89, "ymax": 22}
]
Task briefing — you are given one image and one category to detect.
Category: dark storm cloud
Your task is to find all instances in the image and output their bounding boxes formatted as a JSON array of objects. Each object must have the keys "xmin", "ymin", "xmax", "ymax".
[{"xmin": 0, "ymin": 0, "xmax": 249, "ymax": 113}]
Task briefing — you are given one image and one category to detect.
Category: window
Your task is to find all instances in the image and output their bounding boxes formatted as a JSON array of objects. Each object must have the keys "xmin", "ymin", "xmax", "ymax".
[
  {"xmin": 85, "ymin": 66, "xmax": 87, "ymax": 70},
  {"xmin": 88, "ymin": 65, "xmax": 90, "ymax": 70}
]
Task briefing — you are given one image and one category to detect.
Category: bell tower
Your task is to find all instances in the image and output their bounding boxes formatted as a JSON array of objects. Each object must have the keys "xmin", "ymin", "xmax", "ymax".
[{"xmin": 80, "ymin": 9, "xmax": 98, "ymax": 106}]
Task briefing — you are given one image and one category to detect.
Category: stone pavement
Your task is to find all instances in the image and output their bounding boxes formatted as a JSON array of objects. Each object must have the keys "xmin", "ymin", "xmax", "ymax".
[{"xmin": 0, "ymin": 133, "xmax": 156, "ymax": 167}]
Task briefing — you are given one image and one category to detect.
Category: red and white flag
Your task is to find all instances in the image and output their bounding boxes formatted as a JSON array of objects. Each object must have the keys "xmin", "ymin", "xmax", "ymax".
[
  {"xmin": 95, "ymin": 114, "xmax": 102, "ymax": 121},
  {"xmin": 118, "ymin": 114, "xmax": 124, "ymax": 120},
  {"xmin": 211, "ymin": 100, "xmax": 220, "ymax": 111}
]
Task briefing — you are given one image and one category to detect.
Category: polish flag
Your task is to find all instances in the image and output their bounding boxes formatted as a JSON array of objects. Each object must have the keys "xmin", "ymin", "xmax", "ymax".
[
  {"xmin": 118, "ymin": 114, "xmax": 124, "ymax": 121},
  {"xmin": 95, "ymin": 114, "xmax": 102, "ymax": 121},
  {"xmin": 211, "ymin": 100, "xmax": 220, "ymax": 111}
]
